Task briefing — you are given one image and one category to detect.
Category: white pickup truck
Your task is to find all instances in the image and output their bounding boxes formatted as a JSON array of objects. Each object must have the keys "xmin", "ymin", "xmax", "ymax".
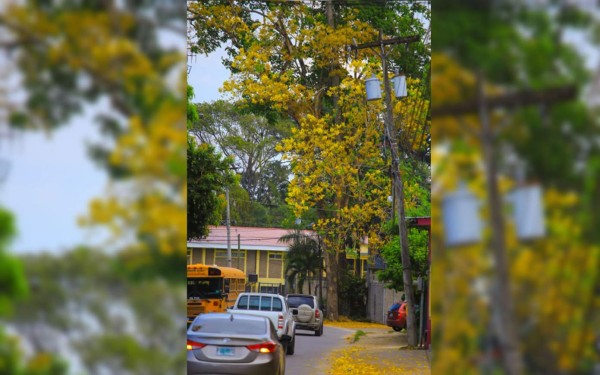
[{"xmin": 227, "ymin": 292, "xmax": 297, "ymax": 355}]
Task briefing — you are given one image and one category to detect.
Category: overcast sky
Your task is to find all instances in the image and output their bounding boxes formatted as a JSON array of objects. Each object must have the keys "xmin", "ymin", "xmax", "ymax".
[
  {"xmin": 188, "ymin": 49, "xmax": 229, "ymax": 103},
  {"xmin": 0, "ymin": 108, "xmax": 110, "ymax": 253},
  {"xmin": 0, "ymin": 46, "xmax": 225, "ymax": 254}
]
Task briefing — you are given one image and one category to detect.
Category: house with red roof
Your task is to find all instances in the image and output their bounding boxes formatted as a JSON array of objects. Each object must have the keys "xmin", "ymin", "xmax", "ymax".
[
  {"xmin": 187, "ymin": 226, "xmax": 311, "ymax": 293},
  {"xmin": 187, "ymin": 225, "xmax": 371, "ymax": 293}
]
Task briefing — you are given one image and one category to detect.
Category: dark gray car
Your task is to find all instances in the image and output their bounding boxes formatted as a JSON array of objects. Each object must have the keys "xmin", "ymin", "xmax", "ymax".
[{"xmin": 187, "ymin": 313, "xmax": 291, "ymax": 375}]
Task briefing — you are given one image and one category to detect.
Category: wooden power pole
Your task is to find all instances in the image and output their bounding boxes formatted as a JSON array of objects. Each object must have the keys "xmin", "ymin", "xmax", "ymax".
[
  {"xmin": 351, "ymin": 31, "xmax": 421, "ymax": 347},
  {"xmin": 433, "ymin": 78, "xmax": 576, "ymax": 375}
]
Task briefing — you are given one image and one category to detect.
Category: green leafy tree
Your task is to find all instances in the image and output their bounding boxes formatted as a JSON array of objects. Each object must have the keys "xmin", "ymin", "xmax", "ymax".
[
  {"xmin": 191, "ymin": 100, "xmax": 292, "ymax": 205},
  {"xmin": 378, "ymin": 159, "xmax": 430, "ymax": 290},
  {"xmin": 279, "ymin": 230, "xmax": 321, "ymax": 294},
  {"xmin": 377, "ymin": 227, "xmax": 429, "ymax": 291},
  {"xmin": 187, "ymin": 137, "xmax": 235, "ymax": 239},
  {"xmin": 187, "ymin": 87, "xmax": 235, "ymax": 239}
]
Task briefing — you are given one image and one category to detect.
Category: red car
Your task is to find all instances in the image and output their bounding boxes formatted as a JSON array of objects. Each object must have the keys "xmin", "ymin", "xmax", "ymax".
[{"xmin": 386, "ymin": 301, "xmax": 407, "ymax": 331}]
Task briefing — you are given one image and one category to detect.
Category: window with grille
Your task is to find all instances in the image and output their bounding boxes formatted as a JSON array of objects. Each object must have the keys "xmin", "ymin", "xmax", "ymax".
[
  {"xmin": 268, "ymin": 253, "xmax": 283, "ymax": 278},
  {"xmin": 215, "ymin": 250, "xmax": 228, "ymax": 267}
]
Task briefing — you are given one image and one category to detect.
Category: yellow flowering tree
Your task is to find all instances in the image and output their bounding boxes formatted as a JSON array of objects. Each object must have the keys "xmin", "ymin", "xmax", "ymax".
[
  {"xmin": 189, "ymin": 1, "xmax": 430, "ymax": 319},
  {"xmin": 188, "ymin": 1, "xmax": 428, "ymax": 319}
]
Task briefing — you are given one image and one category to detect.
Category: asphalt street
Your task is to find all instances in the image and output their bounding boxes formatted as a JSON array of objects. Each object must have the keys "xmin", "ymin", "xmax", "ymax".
[{"xmin": 285, "ymin": 326, "xmax": 353, "ymax": 375}]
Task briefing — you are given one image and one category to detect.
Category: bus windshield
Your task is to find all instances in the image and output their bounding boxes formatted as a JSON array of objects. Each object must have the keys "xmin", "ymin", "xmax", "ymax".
[{"xmin": 187, "ymin": 278, "xmax": 223, "ymax": 299}]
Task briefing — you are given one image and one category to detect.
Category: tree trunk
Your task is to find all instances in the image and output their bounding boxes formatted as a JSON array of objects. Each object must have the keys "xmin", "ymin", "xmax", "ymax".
[
  {"xmin": 299, "ymin": 276, "xmax": 304, "ymax": 294},
  {"xmin": 323, "ymin": 0, "xmax": 342, "ymax": 321},
  {"xmin": 325, "ymin": 247, "xmax": 339, "ymax": 320}
]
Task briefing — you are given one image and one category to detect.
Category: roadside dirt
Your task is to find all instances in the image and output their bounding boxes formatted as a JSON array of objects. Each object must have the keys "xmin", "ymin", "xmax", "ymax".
[{"xmin": 325, "ymin": 326, "xmax": 431, "ymax": 375}]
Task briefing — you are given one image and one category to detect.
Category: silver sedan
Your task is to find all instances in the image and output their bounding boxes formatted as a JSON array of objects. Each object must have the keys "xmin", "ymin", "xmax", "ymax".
[{"xmin": 187, "ymin": 313, "xmax": 291, "ymax": 375}]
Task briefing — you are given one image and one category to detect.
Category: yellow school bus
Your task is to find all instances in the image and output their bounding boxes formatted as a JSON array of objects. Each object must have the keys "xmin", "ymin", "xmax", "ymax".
[{"xmin": 187, "ymin": 264, "xmax": 246, "ymax": 325}]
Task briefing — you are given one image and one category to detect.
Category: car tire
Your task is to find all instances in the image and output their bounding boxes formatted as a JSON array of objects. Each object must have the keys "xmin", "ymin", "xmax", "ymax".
[
  {"xmin": 286, "ymin": 333, "xmax": 295, "ymax": 355},
  {"xmin": 315, "ymin": 324, "xmax": 323, "ymax": 336},
  {"xmin": 393, "ymin": 326, "xmax": 402, "ymax": 332},
  {"xmin": 296, "ymin": 304, "xmax": 313, "ymax": 323}
]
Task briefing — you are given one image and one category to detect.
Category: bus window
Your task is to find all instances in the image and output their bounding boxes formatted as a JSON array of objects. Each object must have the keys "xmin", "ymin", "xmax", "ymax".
[
  {"xmin": 224, "ymin": 279, "xmax": 230, "ymax": 293},
  {"xmin": 187, "ymin": 278, "xmax": 223, "ymax": 299}
]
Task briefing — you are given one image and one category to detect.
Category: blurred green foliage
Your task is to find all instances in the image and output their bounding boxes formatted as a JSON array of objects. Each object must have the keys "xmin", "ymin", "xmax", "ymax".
[
  {"xmin": 1, "ymin": 0, "xmax": 186, "ymax": 373},
  {"xmin": 433, "ymin": 2, "xmax": 600, "ymax": 373},
  {"xmin": 10, "ymin": 247, "xmax": 185, "ymax": 374}
]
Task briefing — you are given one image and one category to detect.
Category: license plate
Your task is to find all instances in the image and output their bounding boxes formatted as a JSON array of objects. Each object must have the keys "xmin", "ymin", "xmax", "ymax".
[{"xmin": 216, "ymin": 347, "xmax": 235, "ymax": 357}]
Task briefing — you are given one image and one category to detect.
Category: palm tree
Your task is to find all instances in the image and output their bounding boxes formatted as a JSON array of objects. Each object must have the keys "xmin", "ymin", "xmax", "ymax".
[{"xmin": 278, "ymin": 229, "xmax": 321, "ymax": 295}]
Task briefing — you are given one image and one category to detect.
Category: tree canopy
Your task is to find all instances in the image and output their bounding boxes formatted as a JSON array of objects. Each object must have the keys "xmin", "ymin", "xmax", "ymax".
[
  {"xmin": 187, "ymin": 137, "xmax": 235, "ymax": 239},
  {"xmin": 190, "ymin": 100, "xmax": 292, "ymax": 206}
]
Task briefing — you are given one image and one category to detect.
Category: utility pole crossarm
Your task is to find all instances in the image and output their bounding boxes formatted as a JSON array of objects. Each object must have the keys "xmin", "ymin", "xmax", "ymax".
[
  {"xmin": 349, "ymin": 35, "xmax": 420, "ymax": 51},
  {"xmin": 432, "ymin": 85, "xmax": 577, "ymax": 117}
]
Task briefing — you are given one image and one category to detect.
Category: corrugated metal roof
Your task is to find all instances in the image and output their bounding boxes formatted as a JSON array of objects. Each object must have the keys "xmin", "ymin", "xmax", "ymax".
[{"xmin": 188, "ymin": 226, "xmax": 315, "ymax": 250}]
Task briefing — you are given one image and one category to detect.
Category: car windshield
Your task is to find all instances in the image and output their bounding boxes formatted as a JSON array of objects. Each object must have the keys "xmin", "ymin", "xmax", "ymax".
[
  {"xmin": 190, "ymin": 315, "xmax": 267, "ymax": 335},
  {"xmin": 187, "ymin": 277, "xmax": 223, "ymax": 299},
  {"xmin": 287, "ymin": 296, "xmax": 314, "ymax": 308},
  {"xmin": 389, "ymin": 303, "xmax": 401, "ymax": 311}
]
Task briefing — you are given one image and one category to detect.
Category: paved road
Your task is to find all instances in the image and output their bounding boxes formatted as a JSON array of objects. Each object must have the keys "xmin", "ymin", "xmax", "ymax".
[{"xmin": 285, "ymin": 326, "xmax": 353, "ymax": 375}]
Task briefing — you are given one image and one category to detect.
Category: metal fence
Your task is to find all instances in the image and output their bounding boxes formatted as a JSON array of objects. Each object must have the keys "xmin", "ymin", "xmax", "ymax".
[{"xmin": 366, "ymin": 272, "xmax": 404, "ymax": 324}]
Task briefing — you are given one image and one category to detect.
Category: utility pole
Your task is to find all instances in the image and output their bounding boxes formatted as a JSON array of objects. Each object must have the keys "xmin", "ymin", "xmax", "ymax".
[
  {"xmin": 237, "ymin": 233, "xmax": 241, "ymax": 269},
  {"xmin": 317, "ymin": 233, "xmax": 323, "ymax": 307},
  {"xmin": 226, "ymin": 187, "xmax": 232, "ymax": 267},
  {"xmin": 351, "ymin": 30, "xmax": 420, "ymax": 347},
  {"xmin": 433, "ymin": 79, "xmax": 576, "ymax": 375}
]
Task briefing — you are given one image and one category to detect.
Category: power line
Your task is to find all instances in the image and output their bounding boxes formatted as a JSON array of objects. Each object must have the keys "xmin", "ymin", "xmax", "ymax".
[{"xmin": 188, "ymin": 0, "xmax": 430, "ymax": 6}]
